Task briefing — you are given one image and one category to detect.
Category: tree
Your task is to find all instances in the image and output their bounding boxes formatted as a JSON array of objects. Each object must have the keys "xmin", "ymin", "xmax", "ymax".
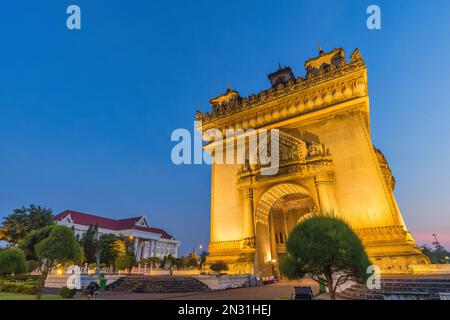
[
  {"xmin": 185, "ymin": 250, "xmax": 199, "ymax": 269},
  {"xmin": 210, "ymin": 261, "xmax": 228, "ymax": 274},
  {"xmin": 112, "ymin": 239, "xmax": 126, "ymax": 256},
  {"xmin": 79, "ymin": 224, "xmax": 99, "ymax": 264},
  {"xmin": 27, "ymin": 260, "xmax": 39, "ymax": 275},
  {"xmin": 199, "ymin": 250, "xmax": 209, "ymax": 268},
  {"xmin": 115, "ymin": 253, "xmax": 137, "ymax": 274},
  {"xmin": 98, "ymin": 234, "xmax": 121, "ymax": 266},
  {"xmin": 111, "ymin": 236, "xmax": 135, "ymax": 258},
  {"xmin": 0, "ymin": 248, "xmax": 27, "ymax": 276},
  {"xmin": 0, "ymin": 205, "xmax": 53, "ymax": 245},
  {"xmin": 279, "ymin": 215, "xmax": 371, "ymax": 300},
  {"xmin": 35, "ymin": 225, "xmax": 81, "ymax": 299},
  {"xmin": 19, "ymin": 225, "xmax": 55, "ymax": 261},
  {"xmin": 160, "ymin": 254, "xmax": 178, "ymax": 270},
  {"xmin": 141, "ymin": 256, "xmax": 161, "ymax": 269}
]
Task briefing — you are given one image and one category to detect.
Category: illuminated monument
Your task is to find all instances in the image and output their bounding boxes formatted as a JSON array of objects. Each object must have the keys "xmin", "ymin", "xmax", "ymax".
[{"xmin": 196, "ymin": 48, "xmax": 430, "ymax": 276}]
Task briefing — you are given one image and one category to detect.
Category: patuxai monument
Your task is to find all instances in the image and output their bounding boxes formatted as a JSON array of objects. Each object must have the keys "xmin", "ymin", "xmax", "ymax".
[{"xmin": 195, "ymin": 47, "xmax": 432, "ymax": 277}]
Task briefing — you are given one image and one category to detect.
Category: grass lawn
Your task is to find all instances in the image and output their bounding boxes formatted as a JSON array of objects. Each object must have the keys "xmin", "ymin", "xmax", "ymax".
[
  {"xmin": 275, "ymin": 296, "xmax": 292, "ymax": 300},
  {"xmin": 0, "ymin": 292, "xmax": 64, "ymax": 300}
]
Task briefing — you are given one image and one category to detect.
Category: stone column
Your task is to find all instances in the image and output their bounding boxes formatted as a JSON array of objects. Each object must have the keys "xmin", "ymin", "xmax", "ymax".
[
  {"xmin": 315, "ymin": 171, "xmax": 339, "ymax": 215},
  {"xmin": 148, "ymin": 240, "xmax": 153, "ymax": 257},
  {"xmin": 144, "ymin": 241, "xmax": 150, "ymax": 259},
  {"xmin": 134, "ymin": 238, "xmax": 140, "ymax": 260},
  {"xmin": 242, "ymin": 188, "xmax": 255, "ymax": 247},
  {"xmin": 269, "ymin": 209, "xmax": 278, "ymax": 262},
  {"xmin": 282, "ymin": 204, "xmax": 289, "ymax": 242}
]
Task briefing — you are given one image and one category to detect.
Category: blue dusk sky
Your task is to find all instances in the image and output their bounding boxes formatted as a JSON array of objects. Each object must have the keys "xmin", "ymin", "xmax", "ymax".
[{"xmin": 1, "ymin": 1, "xmax": 450, "ymax": 253}]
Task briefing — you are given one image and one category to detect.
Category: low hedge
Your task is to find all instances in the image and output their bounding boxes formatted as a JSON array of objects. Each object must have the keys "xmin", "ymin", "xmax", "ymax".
[
  {"xmin": 0, "ymin": 280, "xmax": 38, "ymax": 295},
  {"xmin": 59, "ymin": 286, "xmax": 76, "ymax": 299},
  {"xmin": 1, "ymin": 274, "xmax": 40, "ymax": 283}
]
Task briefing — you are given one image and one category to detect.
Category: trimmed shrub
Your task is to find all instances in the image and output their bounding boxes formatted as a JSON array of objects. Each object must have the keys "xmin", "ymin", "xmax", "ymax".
[
  {"xmin": 27, "ymin": 260, "xmax": 39, "ymax": 274},
  {"xmin": 2, "ymin": 274, "xmax": 40, "ymax": 284},
  {"xmin": 0, "ymin": 248, "xmax": 27, "ymax": 276},
  {"xmin": 115, "ymin": 253, "xmax": 137, "ymax": 273},
  {"xmin": 279, "ymin": 215, "xmax": 371, "ymax": 300},
  {"xmin": 59, "ymin": 286, "xmax": 77, "ymax": 299},
  {"xmin": 0, "ymin": 280, "xmax": 37, "ymax": 295},
  {"xmin": 209, "ymin": 261, "xmax": 228, "ymax": 274}
]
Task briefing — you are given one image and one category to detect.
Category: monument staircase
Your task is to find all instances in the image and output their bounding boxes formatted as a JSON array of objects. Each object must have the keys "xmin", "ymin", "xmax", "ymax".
[
  {"xmin": 339, "ymin": 277, "xmax": 450, "ymax": 300},
  {"xmin": 107, "ymin": 275, "xmax": 210, "ymax": 293}
]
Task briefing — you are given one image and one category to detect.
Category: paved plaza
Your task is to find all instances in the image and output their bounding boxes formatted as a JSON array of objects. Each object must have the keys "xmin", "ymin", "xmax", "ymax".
[{"xmin": 95, "ymin": 279, "xmax": 320, "ymax": 300}]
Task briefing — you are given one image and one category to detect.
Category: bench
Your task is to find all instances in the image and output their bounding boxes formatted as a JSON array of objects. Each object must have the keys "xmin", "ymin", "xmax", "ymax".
[{"xmin": 292, "ymin": 286, "xmax": 314, "ymax": 300}]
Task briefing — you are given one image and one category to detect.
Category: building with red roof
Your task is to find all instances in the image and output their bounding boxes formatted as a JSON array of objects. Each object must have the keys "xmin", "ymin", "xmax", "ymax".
[{"xmin": 54, "ymin": 210, "xmax": 179, "ymax": 260}]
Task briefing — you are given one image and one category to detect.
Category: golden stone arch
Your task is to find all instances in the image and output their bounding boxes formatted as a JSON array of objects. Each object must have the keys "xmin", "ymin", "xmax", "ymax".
[{"xmin": 255, "ymin": 182, "xmax": 315, "ymax": 226}]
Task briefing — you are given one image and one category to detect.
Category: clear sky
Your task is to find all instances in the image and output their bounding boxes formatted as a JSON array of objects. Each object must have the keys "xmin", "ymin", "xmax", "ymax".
[{"xmin": 1, "ymin": 1, "xmax": 450, "ymax": 253}]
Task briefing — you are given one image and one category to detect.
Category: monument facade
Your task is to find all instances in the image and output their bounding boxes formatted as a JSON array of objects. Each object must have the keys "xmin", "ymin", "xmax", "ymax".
[{"xmin": 196, "ymin": 48, "xmax": 429, "ymax": 276}]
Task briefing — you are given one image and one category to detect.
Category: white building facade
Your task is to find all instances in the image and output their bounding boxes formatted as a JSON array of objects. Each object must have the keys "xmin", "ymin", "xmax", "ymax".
[{"xmin": 54, "ymin": 210, "xmax": 180, "ymax": 260}]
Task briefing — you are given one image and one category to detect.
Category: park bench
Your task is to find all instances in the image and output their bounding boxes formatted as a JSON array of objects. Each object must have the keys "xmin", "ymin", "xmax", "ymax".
[{"xmin": 291, "ymin": 286, "xmax": 314, "ymax": 300}]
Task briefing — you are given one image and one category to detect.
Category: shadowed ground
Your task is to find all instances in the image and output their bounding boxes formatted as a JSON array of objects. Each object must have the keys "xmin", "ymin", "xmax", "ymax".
[{"xmin": 95, "ymin": 279, "xmax": 320, "ymax": 300}]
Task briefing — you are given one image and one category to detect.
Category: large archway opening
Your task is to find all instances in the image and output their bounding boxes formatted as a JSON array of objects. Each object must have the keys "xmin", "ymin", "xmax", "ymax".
[{"xmin": 254, "ymin": 182, "xmax": 317, "ymax": 277}]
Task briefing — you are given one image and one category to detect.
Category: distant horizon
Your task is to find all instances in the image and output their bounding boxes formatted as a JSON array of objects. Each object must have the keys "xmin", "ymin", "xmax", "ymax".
[
  {"xmin": 1, "ymin": 1, "xmax": 450, "ymax": 254},
  {"xmin": 0, "ymin": 205, "xmax": 449, "ymax": 251}
]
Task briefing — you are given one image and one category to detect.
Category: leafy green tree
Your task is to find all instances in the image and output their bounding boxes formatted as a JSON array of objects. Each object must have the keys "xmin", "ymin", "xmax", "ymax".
[
  {"xmin": 111, "ymin": 236, "xmax": 135, "ymax": 258},
  {"xmin": 27, "ymin": 260, "xmax": 39, "ymax": 275},
  {"xmin": 199, "ymin": 250, "xmax": 209, "ymax": 268},
  {"xmin": 279, "ymin": 215, "xmax": 371, "ymax": 300},
  {"xmin": 0, "ymin": 248, "xmax": 27, "ymax": 276},
  {"xmin": 160, "ymin": 254, "xmax": 178, "ymax": 270},
  {"xmin": 186, "ymin": 257, "xmax": 199, "ymax": 269},
  {"xmin": 115, "ymin": 253, "xmax": 137, "ymax": 274},
  {"xmin": 35, "ymin": 225, "xmax": 81, "ymax": 299},
  {"xmin": 20, "ymin": 225, "xmax": 84, "ymax": 273},
  {"xmin": 98, "ymin": 234, "xmax": 121, "ymax": 266},
  {"xmin": 174, "ymin": 257, "xmax": 186, "ymax": 269},
  {"xmin": 209, "ymin": 261, "xmax": 228, "ymax": 274},
  {"xmin": 141, "ymin": 256, "xmax": 161, "ymax": 268},
  {"xmin": 79, "ymin": 224, "xmax": 99, "ymax": 264},
  {"xmin": 185, "ymin": 251, "xmax": 199, "ymax": 269},
  {"xmin": 115, "ymin": 255, "xmax": 131, "ymax": 272},
  {"xmin": 0, "ymin": 205, "xmax": 54, "ymax": 245},
  {"xmin": 19, "ymin": 225, "xmax": 55, "ymax": 261}
]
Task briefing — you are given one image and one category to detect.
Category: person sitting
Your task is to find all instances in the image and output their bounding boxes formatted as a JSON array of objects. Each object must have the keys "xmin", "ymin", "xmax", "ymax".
[{"xmin": 86, "ymin": 281, "xmax": 100, "ymax": 299}]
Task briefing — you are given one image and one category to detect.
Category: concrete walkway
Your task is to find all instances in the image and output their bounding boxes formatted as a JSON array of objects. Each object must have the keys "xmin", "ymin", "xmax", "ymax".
[{"xmin": 95, "ymin": 279, "xmax": 320, "ymax": 300}]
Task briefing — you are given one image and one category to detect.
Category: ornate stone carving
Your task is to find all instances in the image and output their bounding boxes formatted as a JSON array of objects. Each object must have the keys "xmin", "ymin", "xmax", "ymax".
[
  {"xmin": 350, "ymin": 48, "xmax": 363, "ymax": 63},
  {"xmin": 208, "ymin": 239, "xmax": 241, "ymax": 252},
  {"xmin": 241, "ymin": 236, "xmax": 256, "ymax": 249},
  {"xmin": 198, "ymin": 48, "xmax": 367, "ymax": 133},
  {"xmin": 254, "ymin": 183, "xmax": 314, "ymax": 226},
  {"xmin": 242, "ymin": 188, "xmax": 253, "ymax": 198},
  {"xmin": 237, "ymin": 131, "xmax": 333, "ymax": 188},
  {"xmin": 236, "ymin": 253, "xmax": 255, "ymax": 263},
  {"xmin": 374, "ymin": 147, "xmax": 396, "ymax": 190}
]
